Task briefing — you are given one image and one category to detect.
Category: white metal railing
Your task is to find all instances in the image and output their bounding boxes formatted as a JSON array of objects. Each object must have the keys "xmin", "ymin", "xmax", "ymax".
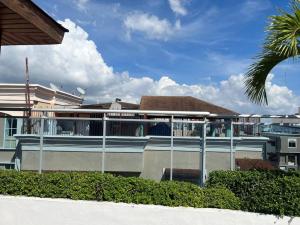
[
  {"xmin": 6, "ymin": 108, "xmax": 298, "ymax": 186},
  {"xmin": 26, "ymin": 109, "xmax": 270, "ymax": 186}
]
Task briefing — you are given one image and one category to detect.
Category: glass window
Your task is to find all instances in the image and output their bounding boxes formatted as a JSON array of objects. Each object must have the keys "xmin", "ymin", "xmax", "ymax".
[
  {"xmin": 288, "ymin": 155, "xmax": 296, "ymax": 166},
  {"xmin": 3, "ymin": 118, "xmax": 18, "ymax": 148},
  {"xmin": 288, "ymin": 139, "xmax": 297, "ymax": 148}
]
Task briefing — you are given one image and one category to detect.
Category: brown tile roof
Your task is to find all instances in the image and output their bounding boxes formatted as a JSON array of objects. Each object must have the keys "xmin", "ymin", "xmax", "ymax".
[
  {"xmin": 140, "ymin": 96, "xmax": 238, "ymax": 115},
  {"xmin": 236, "ymin": 159, "xmax": 275, "ymax": 170},
  {"xmin": 81, "ymin": 102, "xmax": 139, "ymax": 110}
]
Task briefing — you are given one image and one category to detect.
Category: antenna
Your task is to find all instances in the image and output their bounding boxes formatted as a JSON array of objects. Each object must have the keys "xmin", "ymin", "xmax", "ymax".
[
  {"xmin": 50, "ymin": 83, "xmax": 60, "ymax": 91},
  {"xmin": 76, "ymin": 87, "xmax": 86, "ymax": 97}
]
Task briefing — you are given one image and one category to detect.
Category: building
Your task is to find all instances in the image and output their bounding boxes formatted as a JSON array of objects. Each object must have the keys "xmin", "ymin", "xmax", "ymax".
[
  {"xmin": 140, "ymin": 96, "xmax": 237, "ymax": 115},
  {"xmin": 0, "ymin": 84, "xmax": 82, "ymax": 113},
  {"xmin": 0, "ymin": 83, "xmax": 82, "ymax": 152},
  {"xmin": 264, "ymin": 131, "xmax": 300, "ymax": 171},
  {"xmin": 4, "ymin": 95, "xmax": 268, "ymax": 184}
]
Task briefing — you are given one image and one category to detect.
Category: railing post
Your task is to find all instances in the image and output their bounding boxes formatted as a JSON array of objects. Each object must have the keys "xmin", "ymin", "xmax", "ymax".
[
  {"xmin": 101, "ymin": 113, "xmax": 107, "ymax": 173},
  {"xmin": 230, "ymin": 120, "xmax": 234, "ymax": 171},
  {"xmin": 170, "ymin": 115, "xmax": 174, "ymax": 181},
  {"xmin": 200, "ymin": 118, "xmax": 206, "ymax": 187},
  {"xmin": 39, "ymin": 117, "xmax": 45, "ymax": 174}
]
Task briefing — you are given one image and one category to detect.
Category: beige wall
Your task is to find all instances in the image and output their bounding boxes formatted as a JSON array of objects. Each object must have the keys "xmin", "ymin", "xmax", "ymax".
[
  {"xmin": 141, "ymin": 150, "xmax": 231, "ymax": 181},
  {"xmin": 235, "ymin": 151, "xmax": 262, "ymax": 159},
  {"xmin": 21, "ymin": 151, "xmax": 143, "ymax": 172}
]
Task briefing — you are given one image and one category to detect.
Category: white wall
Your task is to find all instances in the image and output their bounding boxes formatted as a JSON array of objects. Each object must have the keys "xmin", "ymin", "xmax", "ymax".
[{"xmin": 0, "ymin": 196, "xmax": 299, "ymax": 225}]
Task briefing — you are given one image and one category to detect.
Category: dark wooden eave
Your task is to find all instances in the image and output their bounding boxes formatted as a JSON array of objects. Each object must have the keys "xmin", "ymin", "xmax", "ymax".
[{"xmin": 0, "ymin": 0, "xmax": 68, "ymax": 45}]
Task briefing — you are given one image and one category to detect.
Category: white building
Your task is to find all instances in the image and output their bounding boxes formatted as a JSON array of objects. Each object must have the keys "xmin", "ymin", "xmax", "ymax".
[{"xmin": 0, "ymin": 83, "xmax": 82, "ymax": 149}]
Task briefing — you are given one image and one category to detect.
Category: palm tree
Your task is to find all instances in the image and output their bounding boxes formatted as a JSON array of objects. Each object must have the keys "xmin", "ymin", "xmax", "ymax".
[{"xmin": 244, "ymin": 0, "xmax": 300, "ymax": 104}]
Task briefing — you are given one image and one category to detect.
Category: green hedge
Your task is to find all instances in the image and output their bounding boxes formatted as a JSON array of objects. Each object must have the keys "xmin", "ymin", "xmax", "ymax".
[
  {"xmin": 0, "ymin": 171, "xmax": 240, "ymax": 210},
  {"xmin": 206, "ymin": 170, "xmax": 300, "ymax": 216}
]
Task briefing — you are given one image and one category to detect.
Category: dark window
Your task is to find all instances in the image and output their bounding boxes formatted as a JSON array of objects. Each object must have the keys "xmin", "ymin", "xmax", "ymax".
[
  {"xmin": 288, "ymin": 155, "xmax": 296, "ymax": 165},
  {"xmin": 288, "ymin": 139, "xmax": 297, "ymax": 148}
]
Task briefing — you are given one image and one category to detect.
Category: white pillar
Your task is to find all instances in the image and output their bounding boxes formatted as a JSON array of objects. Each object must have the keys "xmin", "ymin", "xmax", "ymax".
[
  {"xmin": 101, "ymin": 113, "xmax": 107, "ymax": 173},
  {"xmin": 38, "ymin": 117, "xmax": 45, "ymax": 174},
  {"xmin": 170, "ymin": 115, "xmax": 174, "ymax": 181},
  {"xmin": 230, "ymin": 120, "xmax": 234, "ymax": 170},
  {"xmin": 200, "ymin": 118, "xmax": 206, "ymax": 187}
]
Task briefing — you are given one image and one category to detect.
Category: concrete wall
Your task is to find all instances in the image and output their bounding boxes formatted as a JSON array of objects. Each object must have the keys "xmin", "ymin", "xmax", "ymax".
[
  {"xmin": 141, "ymin": 150, "xmax": 201, "ymax": 180},
  {"xmin": 0, "ymin": 150, "xmax": 15, "ymax": 162},
  {"xmin": 141, "ymin": 150, "xmax": 231, "ymax": 179},
  {"xmin": 235, "ymin": 151, "xmax": 261, "ymax": 159},
  {"xmin": 0, "ymin": 135, "xmax": 267, "ymax": 181},
  {"xmin": 21, "ymin": 151, "xmax": 143, "ymax": 172},
  {"xmin": 19, "ymin": 149, "xmax": 232, "ymax": 181}
]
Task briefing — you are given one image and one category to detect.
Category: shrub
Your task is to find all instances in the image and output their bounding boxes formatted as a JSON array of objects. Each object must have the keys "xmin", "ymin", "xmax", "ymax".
[
  {"xmin": 206, "ymin": 170, "xmax": 300, "ymax": 216},
  {"xmin": 203, "ymin": 187, "xmax": 240, "ymax": 210},
  {"xmin": 0, "ymin": 170, "xmax": 240, "ymax": 210}
]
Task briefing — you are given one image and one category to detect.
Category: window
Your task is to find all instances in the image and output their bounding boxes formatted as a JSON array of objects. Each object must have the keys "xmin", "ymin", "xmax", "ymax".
[
  {"xmin": 288, "ymin": 139, "xmax": 297, "ymax": 148},
  {"xmin": 280, "ymin": 155, "xmax": 286, "ymax": 164},
  {"xmin": 288, "ymin": 155, "xmax": 296, "ymax": 166},
  {"xmin": 3, "ymin": 118, "xmax": 18, "ymax": 148}
]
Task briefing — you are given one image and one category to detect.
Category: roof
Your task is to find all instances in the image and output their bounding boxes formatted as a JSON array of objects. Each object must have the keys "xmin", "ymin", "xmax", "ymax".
[
  {"xmin": 0, "ymin": 83, "xmax": 82, "ymax": 100},
  {"xmin": 140, "ymin": 96, "xmax": 238, "ymax": 115},
  {"xmin": 236, "ymin": 159, "xmax": 275, "ymax": 170},
  {"xmin": 0, "ymin": 0, "xmax": 68, "ymax": 45},
  {"xmin": 81, "ymin": 102, "xmax": 140, "ymax": 110},
  {"xmin": 0, "ymin": 83, "xmax": 82, "ymax": 109}
]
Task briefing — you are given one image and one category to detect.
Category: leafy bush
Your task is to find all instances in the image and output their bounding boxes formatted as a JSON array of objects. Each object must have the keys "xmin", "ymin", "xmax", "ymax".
[
  {"xmin": 0, "ymin": 170, "xmax": 240, "ymax": 210},
  {"xmin": 203, "ymin": 187, "xmax": 240, "ymax": 210},
  {"xmin": 206, "ymin": 170, "xmax": 300, "ymax": 216}
]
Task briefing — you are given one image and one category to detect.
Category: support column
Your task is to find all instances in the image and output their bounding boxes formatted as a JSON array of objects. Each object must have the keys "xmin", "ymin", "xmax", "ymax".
[
  {"xmin": 170, "ymin": 115, "xmax": 174, "ymax": 181},
  {"xmin": 230, "ymin": 120, "xmax": 234, "ymax": 170},
  {"xmin": 200, "ymin": 118, "xmax": 207, "ymax": 187},
  {"xmin": 38, "ymin": 117, "xmax": 45, "ymax": 174},
  {"xmin": 101, "ymin": 113, "xmax": 107, "ymax": 173}
]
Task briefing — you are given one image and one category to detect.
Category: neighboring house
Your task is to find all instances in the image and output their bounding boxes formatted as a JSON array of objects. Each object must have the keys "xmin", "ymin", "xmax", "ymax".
[
  {"xmin": 0, "ymin": 84, "xmax": 82, "ymax": 112},
  {"xmin": 140, "ymin": 96, "xmax": 239, "ymax": 137},
  {"xmin": 261, "ymin": 120, "xmax": 300, "ymax": 170},
  {"xmin": 80, "ymin": 100, "xmax": 139, "ymax": 110},
  {"xmin": 139, "ymin": 96, "xmax": 237, "ymax": 115},
  {"xmin": 264, "ymin": 132, "xmax": 300, "ymax": 171},
  {"xmin": 0, "ymin": 84, "xmax": 82, "ymax": 149},
  {"xmin": 11, "ymin": 95, "xmax": 269, "ymax": 182}
]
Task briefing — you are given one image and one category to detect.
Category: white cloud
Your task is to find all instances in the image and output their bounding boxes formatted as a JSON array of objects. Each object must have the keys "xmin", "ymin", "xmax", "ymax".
[
  {"xmin": 75, "ymin": 0, "xmax": 89, "ymax": 11},
  {"xmin": 168, "ymin": 0, "xmax": 188, "ymax": 16},
  {"xmin": 0, "ymin": 19, "xmax": 298, "ymax": 115},
  {"xmin": 124, "ymin": 12, "xmax": 179, "ymax": 41},
  {"xmin": 240, "ymin": 0, "xmax": 271, "ymax": 19}
]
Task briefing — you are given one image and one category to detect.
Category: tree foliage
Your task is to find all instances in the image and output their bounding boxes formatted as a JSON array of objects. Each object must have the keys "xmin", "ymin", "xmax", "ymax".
[{"xmin": 245, "ymin": 0, "xmax": 300, "ymax": 104}]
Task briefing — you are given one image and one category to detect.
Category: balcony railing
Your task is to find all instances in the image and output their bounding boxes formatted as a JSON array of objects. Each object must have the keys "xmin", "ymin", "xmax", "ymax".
[{"xmin": 1, "ymin": 108, "xmax": 296, "ymax": 185}]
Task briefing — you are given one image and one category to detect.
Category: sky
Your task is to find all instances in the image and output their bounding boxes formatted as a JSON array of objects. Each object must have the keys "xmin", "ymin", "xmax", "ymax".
[{"xmin": 0, "ymin": 0, "xmax": 299, "ymax": 114}]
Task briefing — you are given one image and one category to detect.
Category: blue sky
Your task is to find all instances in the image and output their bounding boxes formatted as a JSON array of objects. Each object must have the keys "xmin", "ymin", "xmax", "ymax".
[
  {"xmin": 1, "ymin": 0, "xmax": 299, "ymax": 114},
  {"xmin": 35, "ymin": 0, "xmax": 293, "ymax": 87}
]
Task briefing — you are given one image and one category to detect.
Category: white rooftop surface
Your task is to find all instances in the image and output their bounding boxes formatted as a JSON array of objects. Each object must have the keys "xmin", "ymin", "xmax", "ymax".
[{"xmin": 0, "ymin": 195, "xmax": 299, "ymax": 225}]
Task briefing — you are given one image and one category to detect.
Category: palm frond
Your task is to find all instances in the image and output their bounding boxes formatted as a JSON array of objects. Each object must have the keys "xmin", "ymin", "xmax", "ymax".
[
  {"xmin": 244, "ymin": 0, "xmax": 300, "ymax": 105},
  {"xmin": 244, "ymin": 51, "xmax": 288, "ymax": 105},
  {"xmin": 266, "ymin": 1, "xmax": 300, "ymax": 57}
]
